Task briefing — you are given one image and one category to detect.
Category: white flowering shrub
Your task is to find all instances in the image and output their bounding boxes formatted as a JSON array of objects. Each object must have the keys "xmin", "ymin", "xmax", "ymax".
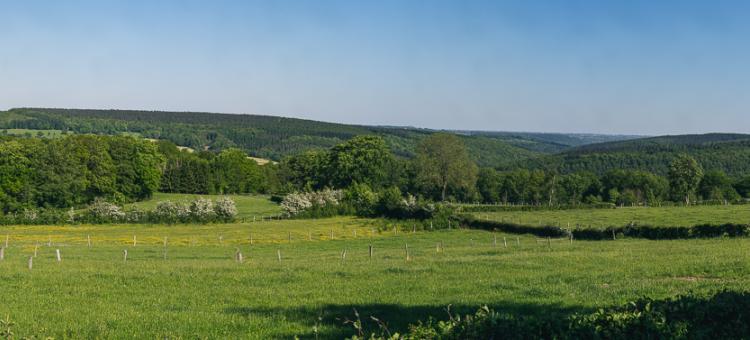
[
  {"xmin": 214, "ymin": 197, "xmax": 238, "ymax": 221},
  {"xmin": 67, "ymin": 207, "xmax": 76, "ymax": 223},
  {"xmin": 280, "ymin": 189, "xmax": 344, "ymax": 216},
  {"xmin": 280, "ymin": 192, "xmax": 313, "ymax": 216},
  {"xmin": 190, "ymin": 197, "xmax": 215, "ymax": 221},
  {"xmin": 402, "ymin": 194, "xmax": 418, "ymax": 211},
  {"xmin": 23, "ymin": 208, "xmax": 38, "ymax": 222},
  {"xmin": 153, "ymin": 201, "xmax": 189, "ymax": 222},
  {"xmin": 88, "ymin": 198, "xmax": 125, "ymax": 222}
]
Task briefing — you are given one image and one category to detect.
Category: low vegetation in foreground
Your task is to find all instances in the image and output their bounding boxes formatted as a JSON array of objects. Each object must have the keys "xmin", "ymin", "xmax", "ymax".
[{"xmin": 0, "ymin": 219, "xmax": 748, "ymax": 338}]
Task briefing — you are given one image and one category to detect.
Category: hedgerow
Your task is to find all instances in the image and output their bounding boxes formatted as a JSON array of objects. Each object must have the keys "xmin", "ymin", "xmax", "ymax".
[
  {"xmin": 349, "ymin": 290, "xmax": 750, "ymax": 339},
  {"xmin": 460, "ymin": 215, "xmax": 750, "ymax": 240}
]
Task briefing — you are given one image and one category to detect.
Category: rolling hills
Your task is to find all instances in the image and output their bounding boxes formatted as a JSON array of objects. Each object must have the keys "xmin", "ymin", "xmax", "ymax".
[
  {"xmin": 0, "ymin": 108, "xmax": 636, "ymax": 168},
  {"xmin": 511, "ymin": 133, "xmax": 750, "ymax": 177}
]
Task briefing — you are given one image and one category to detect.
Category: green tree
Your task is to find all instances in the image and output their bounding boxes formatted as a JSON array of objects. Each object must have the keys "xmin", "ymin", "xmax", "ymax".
[
  {"xmin": 212, "ymin": 148, "xmax": 262, "ymax": 194},
  {"xmin": 699, "ymin": 170, "xmax": 739, "ymax": 201},
  {"xmin": 414, "ymin": 133, "xmax": 478, "ymax": 201},
  {"xmin": 668, "ymin": 155, "xmax": 704, "ymax": 205},
  {"xmin": 326, "ymin": 135, "xmax": 394, "ymax": 189}
]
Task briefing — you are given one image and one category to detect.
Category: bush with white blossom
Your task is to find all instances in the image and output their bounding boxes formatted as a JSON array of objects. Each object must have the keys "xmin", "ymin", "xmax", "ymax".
[
  {"xmin": 214, "ymin": 197, "xmax": 238, "ymax": 221},
  {"xmin": 190, "ymin": 197, "xmax": 215, "ymax": 221},
  {"xmin": 281, "ymin": 189, "xmax": 344, "ymax": 216}
]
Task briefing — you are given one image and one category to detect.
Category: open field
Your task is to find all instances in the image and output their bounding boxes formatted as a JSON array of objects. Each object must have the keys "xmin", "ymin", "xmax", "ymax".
[
  {"xmin": 474, "ymin": 205, "xmax": 750, "ymax": 229},
  {"xmin": 126, "ymin": 192, "xmax": 282, "ymax": 219},
  {"xmin": 0, "ymin": 218, "xmax": 749, "ymax": 338}
]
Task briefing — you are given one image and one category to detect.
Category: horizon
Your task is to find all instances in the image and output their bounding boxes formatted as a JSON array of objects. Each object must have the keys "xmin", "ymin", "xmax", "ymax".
[{"xmin": 3, "ymin": 1, "xmax": 750, "ymax": 135}]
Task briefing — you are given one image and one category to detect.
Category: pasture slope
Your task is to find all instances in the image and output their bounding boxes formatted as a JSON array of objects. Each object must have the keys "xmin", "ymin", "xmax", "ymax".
[{"xmin": 0, "ymin": 213, "xmax": 749, "ymax": 338}]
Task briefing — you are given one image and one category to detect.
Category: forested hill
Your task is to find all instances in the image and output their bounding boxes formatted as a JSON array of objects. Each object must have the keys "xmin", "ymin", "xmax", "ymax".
[
  {"xmin": 510, "ymin": 133, "xmax": 750, "ymax": 177},
  {"xmin": 0, "ymin": 108, "xmax": 633, "ymax": 167}
]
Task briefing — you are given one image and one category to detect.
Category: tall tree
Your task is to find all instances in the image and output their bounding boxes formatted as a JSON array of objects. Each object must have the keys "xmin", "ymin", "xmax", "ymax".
[
  {"xmin": 326, "ymin": 135, "xmax": 394, "ymax": 189},
  {"xmin": 668, "ymin": 155, "xmax": 704, "ymax": 205},
  {"xmin": 414, "ymin": 133, "xmax": 478, "ymax": 201}
]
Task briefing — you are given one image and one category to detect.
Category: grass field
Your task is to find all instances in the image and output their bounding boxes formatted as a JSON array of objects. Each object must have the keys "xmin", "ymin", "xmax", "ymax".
[
  {"xmin": 126, "ymin": 192, "xmax": 282, "ymax": 219},
  {"xmin": 0, "ymin": 218, "xmax": 748, "ymax": 338},
  {"xmin": 474, "ymin": 204, "xmax": 750, "ymax": 229}
]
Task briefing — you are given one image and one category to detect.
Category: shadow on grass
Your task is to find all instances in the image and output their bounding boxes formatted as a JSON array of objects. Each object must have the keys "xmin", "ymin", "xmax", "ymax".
[{"xmin": 225, "ymin": 301, "xmax": 591, "ymax": 339}]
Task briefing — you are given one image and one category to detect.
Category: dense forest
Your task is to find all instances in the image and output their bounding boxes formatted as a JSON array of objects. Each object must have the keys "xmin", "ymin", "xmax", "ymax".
[
  {"xmin": 509, "ymin": 133, "xmax": 750, "ymax": 178},
  {"xmin": 0, "ymin": 108, "xmax": 633, "ymax": 168},
  {"xmin": 0, "ymin": 135, "xmax": 164, "ymax": 212}
]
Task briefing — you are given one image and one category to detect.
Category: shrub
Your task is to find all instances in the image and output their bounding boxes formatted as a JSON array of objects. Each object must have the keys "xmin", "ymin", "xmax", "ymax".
[
  {"xmin": 214, "ymin": 197, "xmax": 238, "ymax": 222},
  {"xmin": 345, "ymin": 183, "xmax": 378, "ymax": 216},
  {"xmin": 87, "ymin": 198, "xmax": 125, "ymax": 222},
  {"xmin": 280, "ymin": 192, "xmax": 314, "ymax": 216},
  {"xmin": 385, "ymin": 290, "xmax": 750, "ymax": 340},
  {"xmin": 190, "ymin": 198, "xmax": 215, "ymax": 221},
  {"xmin": 281, "ymin": 189, "xmax": 345, "ymax": 217}
]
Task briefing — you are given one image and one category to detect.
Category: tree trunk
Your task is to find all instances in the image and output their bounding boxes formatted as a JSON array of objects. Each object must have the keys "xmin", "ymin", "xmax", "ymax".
[{"xmin": 441, "ymin": 182, "xmax": 447, "ymax": 201}]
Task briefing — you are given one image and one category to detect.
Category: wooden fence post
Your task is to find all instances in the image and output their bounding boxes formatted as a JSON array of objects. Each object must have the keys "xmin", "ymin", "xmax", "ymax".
[
  {"xmin": 369, "ymin": 244, "xmax": 373, "ymax": 259},
  {"xmin": 123, "ymin": 249, "xmax": 128, "ymax": 262},
  {"xmin": 277, "ymin": 249, "xmax": 282, "ymax": 262},
  {"xmin": 504, "ymin": 237, "xmax": 507, "ymax": 248},
  {"xmin": 87, "ymin": 235, "xmax": 91, "ymax": 247},
  {"xmin": 405, "ymin": 243, "xmax": 410, "ymax": 261},
  {"xmin": 28, "ymin": 256, "xmax": 33, "ymax": 270},
  {"xmin": 0, "ymin": 247, "xmax": 4, "ymax": 261},
  {"xmin": 133, "ymin": 235, "xmax": 137, "ymax": 247},
  {"xmin": 56, "ymin": 249, "xmax": 61, "ymax": 262}
]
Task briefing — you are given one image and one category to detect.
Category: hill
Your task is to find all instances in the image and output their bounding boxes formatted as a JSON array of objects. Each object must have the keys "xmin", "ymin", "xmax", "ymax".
[
  {"xmin": 511, "ymin": 133, "xmax": 750, "ymax": 177},
  {"xmin": 0, "ymin": 108, "xmax": 634, "ymax": 167}
]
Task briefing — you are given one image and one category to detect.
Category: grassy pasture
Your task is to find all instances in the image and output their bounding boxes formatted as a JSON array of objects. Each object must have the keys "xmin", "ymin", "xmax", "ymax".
[
  {"xmin": 125, "ymin": 192, "xmax": 282, "ymax": 219},
  {"xmin": 475, "ymin": 204, "xmax": 750, "ymax": 229},
  {"xmin": 0, "ymin": 218, "xmax": 748, "ymax": 338}
]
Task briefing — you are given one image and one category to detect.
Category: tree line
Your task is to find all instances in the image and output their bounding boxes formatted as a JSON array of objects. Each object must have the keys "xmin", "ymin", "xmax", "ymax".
[
  {"xmin": 1, "ymin": 131, "xmax": 749, "ymax": 215},
  {"xmin": 0, "ymin": 135, "xmax": 164, "ymax": 213}
]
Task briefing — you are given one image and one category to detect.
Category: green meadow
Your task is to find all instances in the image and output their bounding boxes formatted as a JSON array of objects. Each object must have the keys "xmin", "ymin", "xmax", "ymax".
[
  {"xmin": 474, "ymin": 204, "xmax": 750, "ymax": 228},
  {"xmin": 0, "ymin": 218, "xmax": 748, "ymax": 338}
]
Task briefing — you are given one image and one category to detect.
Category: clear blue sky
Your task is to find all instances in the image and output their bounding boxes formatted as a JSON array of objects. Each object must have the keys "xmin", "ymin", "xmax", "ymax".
[{"xmin": 1, "ymin": 0, "xmax": 749, "ymax": 135}]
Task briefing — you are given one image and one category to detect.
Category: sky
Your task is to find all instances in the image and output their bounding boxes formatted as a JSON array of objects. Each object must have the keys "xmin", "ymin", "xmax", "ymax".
[{"xmin": 1, "ymin": 0, "xmax": 749, "ymax": 135}]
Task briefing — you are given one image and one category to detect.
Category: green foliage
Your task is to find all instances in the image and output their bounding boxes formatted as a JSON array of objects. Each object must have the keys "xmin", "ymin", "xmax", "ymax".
[
  {"xmin": 414, "ymin": 133, "xmax": 478, "ymax": 201},
  {"xmin": 2, "ymin": 108, "xmax": 569, "ymax": 168},
  {"xmin": 0, "ymin": 135, "xmax": 164, "ymax": 212},
  {"xmin": 699, "ymin": 170, "xmax": 740, "ymax": 201},
  {"xmin": 669, "ymin": 155, "xmax": 704, "ymax": 205},
  {"xmin": 511, "ymin": 133, "xmax": 750, "ymax": 178},
  {"xmin": 327, "ymin": 136, "xmax": 395, "ymax": 189},
  {"xmin": 400, "ymin": 291, "xmax": 750, "ymax": 339}
]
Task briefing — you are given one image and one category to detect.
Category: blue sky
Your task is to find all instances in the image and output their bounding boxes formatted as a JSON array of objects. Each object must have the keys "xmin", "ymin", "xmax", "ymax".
[{"xmin": 1, "ymin": 0, "xmax": 749, "ymax": 135}]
